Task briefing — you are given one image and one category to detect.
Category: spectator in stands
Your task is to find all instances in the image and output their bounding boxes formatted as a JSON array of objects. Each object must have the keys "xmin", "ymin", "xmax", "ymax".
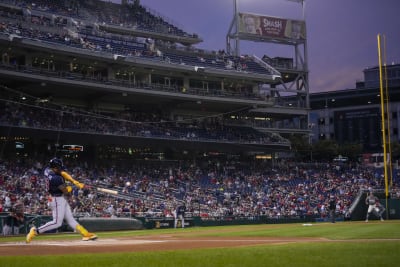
[{"xmin": 3, "ymin": 193, "xmax": 12, "ymax": 211}]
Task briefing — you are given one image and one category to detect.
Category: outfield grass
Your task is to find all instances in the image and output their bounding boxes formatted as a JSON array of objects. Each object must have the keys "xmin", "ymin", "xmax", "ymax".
[{"xmin": 1, "ymin": 220, "xmax": 399, "ymax": 267}]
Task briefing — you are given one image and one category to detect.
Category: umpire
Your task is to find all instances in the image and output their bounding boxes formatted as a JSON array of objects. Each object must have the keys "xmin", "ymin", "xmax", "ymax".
[{"xmin": 328, "ymin": 195, "xmax": 336, "ymax": 223}]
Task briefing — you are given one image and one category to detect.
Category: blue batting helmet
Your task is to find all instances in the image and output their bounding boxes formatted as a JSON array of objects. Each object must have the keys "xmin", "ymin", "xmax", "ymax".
[{"xmin": 49, "ymin": 158, "xmax": 64, "ymax": 169}]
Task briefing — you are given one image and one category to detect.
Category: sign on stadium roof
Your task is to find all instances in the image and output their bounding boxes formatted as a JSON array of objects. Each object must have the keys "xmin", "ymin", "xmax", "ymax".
[{"xmin": 238, "ymin": 12, "xmax": 306, "ymax": 41}]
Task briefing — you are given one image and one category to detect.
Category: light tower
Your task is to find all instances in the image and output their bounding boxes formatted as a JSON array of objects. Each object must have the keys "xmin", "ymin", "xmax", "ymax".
[
  {"xmin": 226, "ymin": 0, "xmax": 310, "ymax": 110},
  {"xmin": 226, "ymin": 0, "xmax": 311, "ymax": 151}
]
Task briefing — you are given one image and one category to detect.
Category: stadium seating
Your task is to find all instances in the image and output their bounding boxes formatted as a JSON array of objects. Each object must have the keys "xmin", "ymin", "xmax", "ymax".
[
  {"xmin": 1, "ymin": 157, "xmax": 399, "ymax": 220},
  {"xmin": 0, "ymin": 95, "xmax": 285, "ymax": 146},
  {"xmin": 3, "ymin": 0, "xmax": 395, "ymax": 224},
  {"xmin": 0, "ymin": 0, "xmax": 273, "ymax": 78}
]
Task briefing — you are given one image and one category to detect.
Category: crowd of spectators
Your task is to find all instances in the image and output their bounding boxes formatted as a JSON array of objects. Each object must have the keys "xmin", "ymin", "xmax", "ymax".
[
  {"xmin": 1, "ymin": 0, "xmax": 399, "ymax": 227},
  {"xmin": 0, "ymin": 0, "xmax": 192, "ymax": 38},
  {"xmin": 0, "ymin": 98, "xmax": 288, "ymax": 146},
  {"xmin": 1, "ymin": 155, "xmax": 399, "ymax": 222},
  {"xmin": 0, "ymin": 0, "xmax": 272, "ymax": 78},
  {"xmin": 1, "ymin": 20, "xmax": 271, "ymax": 101}
]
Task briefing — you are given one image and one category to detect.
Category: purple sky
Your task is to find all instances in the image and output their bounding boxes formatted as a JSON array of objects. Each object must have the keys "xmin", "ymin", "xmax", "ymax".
[{"xmin": 111, "ymin": 0, "xmax": 400, "ymax": 93}]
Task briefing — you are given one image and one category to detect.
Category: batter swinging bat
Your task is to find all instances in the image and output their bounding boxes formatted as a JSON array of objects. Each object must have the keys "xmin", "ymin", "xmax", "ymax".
[{"xmin": 96, "ymin": 187, "xmax": 118, "ymax": 195}]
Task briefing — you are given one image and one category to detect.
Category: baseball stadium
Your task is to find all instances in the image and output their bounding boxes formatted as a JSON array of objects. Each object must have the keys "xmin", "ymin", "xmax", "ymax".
[{"xmin": 0, "ymin": 0, "xmax": 399, "ymax": 266}]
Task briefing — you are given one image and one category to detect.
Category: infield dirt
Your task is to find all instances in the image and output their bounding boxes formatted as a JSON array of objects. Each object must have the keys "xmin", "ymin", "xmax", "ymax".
[{"xmin": 0, "ymin": 235, "xmax": 326, "ymax": 256}]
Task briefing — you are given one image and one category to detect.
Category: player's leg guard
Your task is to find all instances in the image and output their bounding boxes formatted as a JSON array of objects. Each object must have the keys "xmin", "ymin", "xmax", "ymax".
[
  {"xmin": 76, "ymin": 224, "xmax": 98, "ymax": 241},
  {"xmin": 26, "ymin": 226, "xmax": 38, "ymax": 243}
]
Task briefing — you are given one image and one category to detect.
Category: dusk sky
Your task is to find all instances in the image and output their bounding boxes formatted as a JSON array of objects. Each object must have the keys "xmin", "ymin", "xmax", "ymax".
[{"xmin": 111, "ymin": 0, "xmax": 400, "ymax": 93}]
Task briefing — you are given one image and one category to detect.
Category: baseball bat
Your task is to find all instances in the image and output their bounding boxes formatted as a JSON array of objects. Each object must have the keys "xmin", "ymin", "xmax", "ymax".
[{"xmin": 96, "ymin": 187, "xmax": 118, "ymax": 195}]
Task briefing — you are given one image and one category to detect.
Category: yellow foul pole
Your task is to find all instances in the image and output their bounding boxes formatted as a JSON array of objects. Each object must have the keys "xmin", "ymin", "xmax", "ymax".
[
  {"xmin": 377, "ymin": 34, "xmax": 389, "ymax": 202},
  {"xmin": 382, "ymin": 35, "xmax": 394, "ymax": 187}
]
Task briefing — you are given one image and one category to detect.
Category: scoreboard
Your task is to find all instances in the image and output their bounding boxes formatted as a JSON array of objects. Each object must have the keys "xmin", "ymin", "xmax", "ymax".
[
  {"xmin": 334, "ymin": 108, "xmax": 381, "ymax": 150},
  {"xmin": 62, "ymin": 144, "xmax": 84, "ymax": 152}
]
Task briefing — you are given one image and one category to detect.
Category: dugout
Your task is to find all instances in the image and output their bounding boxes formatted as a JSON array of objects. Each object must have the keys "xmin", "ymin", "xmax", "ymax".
[
  {"xmin": 77, "ymin": 217, "xmax": 144, "ymax": 231},
  {"xmin": 0, "ymin": 214, "xmax": 144, "ymax": 235}
]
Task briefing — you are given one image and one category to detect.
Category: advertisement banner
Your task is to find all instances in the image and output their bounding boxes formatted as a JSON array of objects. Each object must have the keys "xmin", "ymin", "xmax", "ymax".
[
  {"xmin": 238, "ymin": 12, "xmax": 306, "ymax": 41},
  {"xmin": 144, "ymin": 218, "xmax": 194, "ymax": 229}
]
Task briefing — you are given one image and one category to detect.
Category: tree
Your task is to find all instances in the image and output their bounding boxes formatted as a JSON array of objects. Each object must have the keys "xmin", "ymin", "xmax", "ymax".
[
  {"xmin": 287, "ymin": 134, "xmax": 311, "ymax": 161},
  {"xmin": 389, "ymin": 141, "xmax": 400, "ymax": 160},
  {"xmin": 312, "ymin": 139, "xmax": 338, "ymax": 161},
  {"xmin": 338, "ymin": 143, "xmax": 363, "ymax": 162}
]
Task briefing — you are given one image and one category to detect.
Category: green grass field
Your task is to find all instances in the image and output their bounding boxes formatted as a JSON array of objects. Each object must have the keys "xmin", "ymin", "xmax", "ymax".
[{"xmin": 1, "ymin": 220, "xmax": 399, "ymax": 267}]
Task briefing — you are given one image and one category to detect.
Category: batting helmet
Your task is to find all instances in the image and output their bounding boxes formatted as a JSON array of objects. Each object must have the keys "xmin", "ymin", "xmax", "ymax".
[{"xmin": 49, "ymin": 157, "xmax": 64, "ymax": 169}]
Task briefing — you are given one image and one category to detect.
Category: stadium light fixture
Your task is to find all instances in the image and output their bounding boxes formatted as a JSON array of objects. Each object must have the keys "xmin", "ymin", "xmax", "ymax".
[
  {"xmin": 194, "ymin": 66, "xmax": 205, "ymax": 72},
  {"xmin": 113, "ymin": 54, "xmax": 126, "ymax": 61}
]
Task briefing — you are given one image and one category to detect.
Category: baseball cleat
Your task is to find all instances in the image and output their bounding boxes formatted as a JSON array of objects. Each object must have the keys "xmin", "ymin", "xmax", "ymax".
[
  {"xmin": 82, "ymin": 233, "xmax": 98, "ymax": 241},
  {"xmin": 26, "ymin": 226, "xmax": 38, "ymax": 243}
]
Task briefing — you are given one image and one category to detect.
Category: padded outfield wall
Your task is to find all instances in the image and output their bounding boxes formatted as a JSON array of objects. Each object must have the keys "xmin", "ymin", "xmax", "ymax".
[{"xmin": 2, "ymin": 199, "xmax": 399, "ymax": 234}]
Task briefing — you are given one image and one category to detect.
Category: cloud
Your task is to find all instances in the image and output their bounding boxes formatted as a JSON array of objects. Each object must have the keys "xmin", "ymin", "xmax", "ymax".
[{"xmin": 311, "ymin": 66, "xmax": 362, "ymax": 93}]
